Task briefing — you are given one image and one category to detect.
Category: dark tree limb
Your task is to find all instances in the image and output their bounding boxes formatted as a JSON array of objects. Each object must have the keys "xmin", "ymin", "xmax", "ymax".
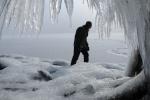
[{"xmin": 126, "ymin": 49, "xmax": 143, "ymax": 77}]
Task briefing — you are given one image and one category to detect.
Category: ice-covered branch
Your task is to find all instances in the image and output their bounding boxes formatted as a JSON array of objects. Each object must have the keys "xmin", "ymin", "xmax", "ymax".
[{"xmin": 0, "ymin": 0, "xmax": 45, "ymax": 33}]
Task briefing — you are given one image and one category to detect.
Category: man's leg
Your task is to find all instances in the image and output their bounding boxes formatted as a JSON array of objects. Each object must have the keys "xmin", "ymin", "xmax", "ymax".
[
  {"xmin": 81, "ymin": 50, "xmax": 89, "ymax": 62},
  {"xmin": 71, "ymin": 48, "xmax": 80, "ymax": 65}
]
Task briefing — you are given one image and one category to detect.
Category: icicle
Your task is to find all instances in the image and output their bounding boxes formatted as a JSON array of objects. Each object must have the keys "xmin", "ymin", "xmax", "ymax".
[
  {"xmin": 0, "ymin": 0, "xmax": 11, "ymax": 35},
  {"xmin": 49, "ymin": 0, "xmax": 62, "ymax": 23},
  {"xmin": 64, "ymin": 0, "xmax": 73, "ymax": 25},
  {"xmin": 88, "ymin": 0, "xmax": 114, "ymax": 38},
  {"xmin": 27, "ymin": 0, "xmax": 45, "ymax": 32},
  {"xmin": 5, "ymin": 0, "xmax": 17, "ymax": 27},
  {"xmin": 0, "ymin": 0, "xmax": 8, "ymax": 17}
]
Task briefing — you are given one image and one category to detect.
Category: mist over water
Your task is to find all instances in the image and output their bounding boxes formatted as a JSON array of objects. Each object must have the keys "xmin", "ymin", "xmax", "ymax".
[{"xmin": 0, "ymin": 31, "xmax": 127, "ymax": 64}]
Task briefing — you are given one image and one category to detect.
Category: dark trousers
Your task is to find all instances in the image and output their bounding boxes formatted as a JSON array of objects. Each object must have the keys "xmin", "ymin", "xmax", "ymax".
[{"xmin": 71, "ymin": 48, "xmax": 89, "ymax": 65}]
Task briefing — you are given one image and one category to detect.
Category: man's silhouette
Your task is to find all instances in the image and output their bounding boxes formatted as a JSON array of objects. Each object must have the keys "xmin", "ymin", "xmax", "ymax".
[{"xmin": 71, "ymin": 21, "xmax": 92, "ymax": 65}]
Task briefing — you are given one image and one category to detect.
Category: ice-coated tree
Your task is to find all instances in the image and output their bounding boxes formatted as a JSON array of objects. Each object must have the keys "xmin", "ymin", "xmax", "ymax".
[{"xmin": 0, "ymin": 0, "xmax": 150, "ymax": 99}]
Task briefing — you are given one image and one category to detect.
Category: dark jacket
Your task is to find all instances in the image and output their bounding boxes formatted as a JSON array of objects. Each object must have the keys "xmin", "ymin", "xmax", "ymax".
[{"xmin": 74, "ymin": 26, "xmax": 89, "ymax": 51}]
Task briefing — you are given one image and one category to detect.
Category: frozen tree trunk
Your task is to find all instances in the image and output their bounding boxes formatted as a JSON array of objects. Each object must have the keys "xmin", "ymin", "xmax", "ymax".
[
  {"xmin": 126, "ymin": 49, "xmax": 143, "ymax": 77},
  {"xmin": 97, "ymin": 71, "xmax": 147, "ymax": 100},
  {"xmin": 96, "ymin": 49, "xmax": 148, "ymax": 100}
]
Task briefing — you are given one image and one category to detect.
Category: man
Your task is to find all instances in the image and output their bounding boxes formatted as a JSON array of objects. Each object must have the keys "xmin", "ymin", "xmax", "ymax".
[{"xmin": 71, "ymin": 21, "xmax": 92, "ymax": 65}]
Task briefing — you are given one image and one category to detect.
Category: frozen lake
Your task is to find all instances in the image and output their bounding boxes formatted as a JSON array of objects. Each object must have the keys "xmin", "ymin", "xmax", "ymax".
[{"xmin": 0, "ymin": 33, "xmax": 128, "ymax": 64}]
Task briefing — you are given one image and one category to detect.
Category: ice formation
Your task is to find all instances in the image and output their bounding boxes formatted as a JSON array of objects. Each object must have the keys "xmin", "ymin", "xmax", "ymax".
[
  {"xmin": 49, "ymin": 0, "xmax": 62, "ymax": 22},
  {"xmin": 0, "ymin": 0, "xmax": 45, "ymax": 33},
  {"xmin": 0, "ymin": 0, "xmax": 74, "ymax": 33},
  {"xmin": 49, "ymin": 0, "xmax": 73, "ymax": 23},
  {"xmin": 64, "ymin": 0, "xmax": 73, "ymax": 21}
]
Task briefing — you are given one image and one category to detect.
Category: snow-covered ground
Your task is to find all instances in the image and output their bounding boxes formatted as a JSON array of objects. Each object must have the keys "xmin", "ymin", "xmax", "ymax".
[
  {"xmin": 0, "ymin": 33, "xmax": 129, "ymax": 100},
  {"xmin": 0, "ymin": 54, "xmax": 128, "ymax": 100}
]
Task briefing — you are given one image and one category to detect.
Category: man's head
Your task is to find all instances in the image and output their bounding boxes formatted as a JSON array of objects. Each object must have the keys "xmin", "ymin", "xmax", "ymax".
[{"xmin": 85, "ymin": 21, "xmax": 92, "ymax": 29}]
